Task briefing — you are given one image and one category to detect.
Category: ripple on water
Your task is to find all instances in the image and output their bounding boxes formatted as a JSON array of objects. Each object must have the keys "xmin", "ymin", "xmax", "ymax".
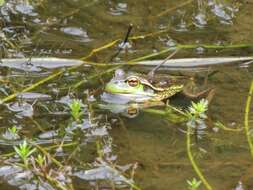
[
  {"xmin": 194, "ymin": 12, "xmax": 207, "ymax": 28},
  {"xmin": 7, "ymin": 102, "xmax": 34, "ymax": 118},
  {"xmin": 109, "ymin": 2, "xmax": 128, "ymax": 16},
  {"xmin": 60, "ymin": 27, "xmax": 92, "ymax": 42},
  {"xmin": 208, "ymin": 0, "xmax": 239, "ymax": 24},
  {"xmin": 15, "ymin": 3, "xmax": 37, "ymax": 16}
]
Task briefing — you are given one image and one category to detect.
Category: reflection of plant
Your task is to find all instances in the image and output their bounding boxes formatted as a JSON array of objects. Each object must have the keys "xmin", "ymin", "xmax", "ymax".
[
  {"xmin": 14, "ymin": 140, "xmax": 36, "ymax": 168},
  {"xmin": 187, "ymin": 178, "xmax": 202, "ymax": 190},
  {"xmin": 2, "ymin": 126, "xmax": 20, "ymax": 140},
  {"xmin": 69, "ymin": 99, "xmax": 83, "ymax": 122},
  {"xmin": 8, "ymin": 126, "xmax": 17, "ymax": 134}
]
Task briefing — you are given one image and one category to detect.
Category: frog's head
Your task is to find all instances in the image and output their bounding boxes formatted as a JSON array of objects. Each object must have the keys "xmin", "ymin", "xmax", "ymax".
[
  {"xmin": 105, "ymin": 72, "xmax": 153, "ymax": 96},
  {"xmin": 102, "ymin": 69, "xmax": 183, "ymax": 104}
]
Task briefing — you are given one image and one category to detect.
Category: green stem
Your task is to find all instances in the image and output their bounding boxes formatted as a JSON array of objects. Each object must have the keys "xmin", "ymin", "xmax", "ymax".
[
  {"xmin": 73, "ymin": 65, "xmax": 121, "ymax": 89},
  {"xmin": 187, "ymin": 126, "xmax": 213, "ymax": 190},
  {"xmin": 177, "ymin": 44, "xmax": 253, "ymax": 49},
  {"xmin": 244, "ymin": 80, "xmax": 253, "ymax": 159},
  {"xmin": 155, "ymin": 0, "xmax": 194, "ymax": 18},
  {"xmin": 1, "ymin": 43, "xmax": 252, "ymax": 103},
  {"xmin": 36, "ymin": 171, "xmax": 71, "ymax": 190},
  {"xmin": 33, "ymin": 143, "xmax": 63, "ymax": 168},
  {"xmin": 1, "ymin": 142, "xmax": 77, "ymax": 163},
  {"xmin": 129, "ymin": 48, "xmax": 172, "ymax": 62},
  {"xmin": 0, "ymin": 70, "xmax": 64, "ymax": 104}
]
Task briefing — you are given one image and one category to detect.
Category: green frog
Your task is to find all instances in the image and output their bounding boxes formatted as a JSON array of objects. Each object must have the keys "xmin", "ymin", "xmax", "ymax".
[{"xmin": 101, "ymin": 69, "xmax": 210, "ymax": 105}]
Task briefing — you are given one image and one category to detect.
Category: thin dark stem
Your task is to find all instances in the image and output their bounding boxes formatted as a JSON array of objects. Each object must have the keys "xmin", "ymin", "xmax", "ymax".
[
  {"xmin": 109, "ymin": 24, "xmax": 133, "ymax": 62},
  {"xmin": 123, "ymin": 24, "xmax": 133, "ymax": 43},
  {"xmin": 147, "ymin": 48, "xmax": 179, "ymax": 81}
]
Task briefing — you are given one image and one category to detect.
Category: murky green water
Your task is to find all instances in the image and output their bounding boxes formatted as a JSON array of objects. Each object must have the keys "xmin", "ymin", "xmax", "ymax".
[{"xmin": 0, "ymin": 0, "xmax": 253, "ymax": 190}]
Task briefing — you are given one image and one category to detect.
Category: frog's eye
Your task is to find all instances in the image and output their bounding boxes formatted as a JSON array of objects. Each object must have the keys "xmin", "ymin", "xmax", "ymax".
[
  {"xmin": 126, "ymin": 77, "xmax": 140, "ymax": 87},
  {"xmin": 126, "ymin": 107, "xmax": 139, "ymax": 118}
]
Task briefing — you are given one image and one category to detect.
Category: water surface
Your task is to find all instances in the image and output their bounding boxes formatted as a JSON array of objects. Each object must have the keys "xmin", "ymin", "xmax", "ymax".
[{"xmin": 0, "ymin": 0, "xmax": 253, "ymax": 190}]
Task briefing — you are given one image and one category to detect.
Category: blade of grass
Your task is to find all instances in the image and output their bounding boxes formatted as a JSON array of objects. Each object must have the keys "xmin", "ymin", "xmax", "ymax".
[
  {"xmin": 187, "ymin": 126, "xmax": 213, "ymax": 190},
  {"xmin": 155, "ymin": 0, "xmax": 194, "ymax": 18},
  {"xmin": 244, "ymin": 80, "xmax": 253, "ymax": 159},
  {"xmin": 0, "ymin": 70, "xmax": 63, "ymax": 104}
]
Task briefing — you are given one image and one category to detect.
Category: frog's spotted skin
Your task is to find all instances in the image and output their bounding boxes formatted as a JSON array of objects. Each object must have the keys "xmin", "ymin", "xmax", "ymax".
[{"xmin": 152, "ymin": 85, "xmax": 183, "ymax": 101}]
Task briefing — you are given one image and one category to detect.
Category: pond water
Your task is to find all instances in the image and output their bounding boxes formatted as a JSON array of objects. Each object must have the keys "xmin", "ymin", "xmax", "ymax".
[{"xmin": 0, "ymin": 0, "xmax": 253, "ymax": 190}]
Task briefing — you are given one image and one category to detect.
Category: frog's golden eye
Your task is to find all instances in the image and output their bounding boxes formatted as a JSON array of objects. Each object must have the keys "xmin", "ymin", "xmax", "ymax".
[
  {"xmin": 126, "ymin": 77, "xmax": 140, "ymax": 87},
  {"xmin": 126, "ymin": 107, "xmax": 139, "ymax": 118}
]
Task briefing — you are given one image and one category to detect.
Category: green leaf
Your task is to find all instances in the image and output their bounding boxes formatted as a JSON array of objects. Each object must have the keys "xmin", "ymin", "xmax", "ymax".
[
  {"xmin": 14, "ymin": 140, "xmax": 36, "ymax": 161},
  {"xmin": 69, "ymin": 99, "xmax": 83, "ymax": 121},
  {"xmin": 0, "ymin": 0, "xmax": 5, "ymax": 6}
]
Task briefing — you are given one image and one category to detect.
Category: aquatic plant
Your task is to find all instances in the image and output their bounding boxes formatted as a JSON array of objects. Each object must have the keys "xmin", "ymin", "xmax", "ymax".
[
  {"xmin": 93, "ymin": 139, "xmax": 141, "ymax": 190},
  {"xmin": 186, "ymin": 99, "xmax": 213, "ymax": 190},
  {"xmin": 2, "ymin": 126, "xmax": 20, "ymax": 140},
  {"xmin": 8, "ymin": 125, "xmax": 18, "ymax": 134},
  {"xmin": 187, "ymin": 178, "xmax": 202, "ymax": 190},
  {"xmin": 186, "ymin": 99, "xmax": 208, "ymax": 120},
  {"xmin": 13, "ymin": 141, "xmax": 75, "ymax": 190},
  {"xmin": 69, "ymin": 99, "xmax": 83, "ymax": 122},
  {"xmin": 14, "ymin": 140, "xmax": 36, "ymax": 168},
  {"xmin": 0, "ymin": 2, "xmax": 251, "ymax": 189},
  {"xmin": 244, "ymin": 80, "xmax": 253, "ymax": 159},
  {"xmin": 35, "ymin": 154, "xmax": 46, "ymax": 167}
]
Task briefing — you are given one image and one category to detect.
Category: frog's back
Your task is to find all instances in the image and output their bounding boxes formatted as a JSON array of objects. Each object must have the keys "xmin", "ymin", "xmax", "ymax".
[{"xmin": 154, "ymin": 85, "xmax": 184, "ymax": 101}]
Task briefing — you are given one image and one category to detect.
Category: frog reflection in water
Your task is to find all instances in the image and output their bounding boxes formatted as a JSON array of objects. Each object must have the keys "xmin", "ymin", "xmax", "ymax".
[{"xmin": 102, "ymin": 69, "xmax": 211, "ymax": 105}]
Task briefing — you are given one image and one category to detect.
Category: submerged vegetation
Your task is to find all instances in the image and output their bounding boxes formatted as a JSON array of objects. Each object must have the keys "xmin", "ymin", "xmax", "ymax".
[
  {"xmin": 0, "ymin": 97, "xmax": 215, "ymax": 190},
  {"xmin": 187, "ymin": 178, "xmax": 202, "ymax": 190},
  {"xmin": 69, "ymin": 99, "xmax": 83, "ymax": 122},
  {"xmin": 0, "ymin": 0, "xmax": 252, "ymax": 190}
]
